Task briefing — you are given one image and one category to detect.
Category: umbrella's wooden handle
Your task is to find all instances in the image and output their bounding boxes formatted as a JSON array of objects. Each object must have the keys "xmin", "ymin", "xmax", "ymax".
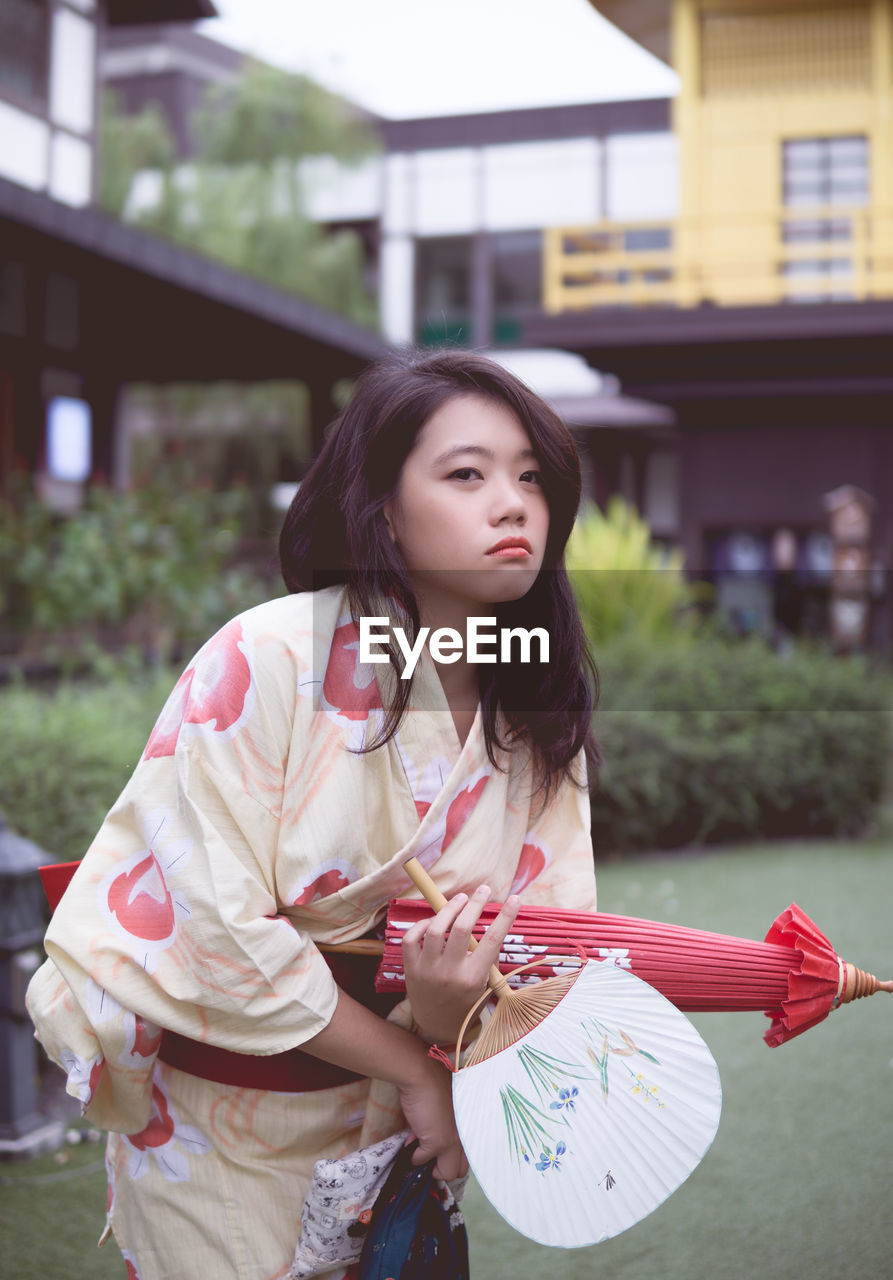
[
  {"xmin": 403, "ymin": 856, "xmax": 478, "ymax": 951},
  {"xmin": 841, "ymin": 963, "xmax": 893, "ymax": 1001},
  {"xmin": 318, "ymin": 939, "xmax": 384, "ymax": 957},
  {"xmin": 403, "ymin": 857, "xmax": 451, "ymax": 912},
  {"xmin": 403, "ymin": 856, "xmax": 506, "ymax": 993}
]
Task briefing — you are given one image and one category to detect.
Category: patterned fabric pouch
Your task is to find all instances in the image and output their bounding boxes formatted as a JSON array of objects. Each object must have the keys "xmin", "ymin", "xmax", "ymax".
[
  {"xmin": 357, "ymin": 1141, "xmax": 469, "ymax": 1280},
  {"xmin": 288, "ymin": 1131, "xmax": 410, "ymax": 1279}
]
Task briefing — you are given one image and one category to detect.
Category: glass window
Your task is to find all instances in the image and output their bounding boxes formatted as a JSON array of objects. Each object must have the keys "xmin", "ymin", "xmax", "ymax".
[
  {"xmin": 415, "ymin": 236, "xmax": 472, "ymax": 346},
  {"xmin": 0, "ymin": 0, "xmax": 50, "ymax": 113},
  {"xmin": 782, "ymin": 136, "xmax": 869, "ymax": 208},
  {"xmin": 46, "ymin": 396, "xmax": 91, "ymax": 483},
  {"xmin": 492, "ymin": 231, "xmax": 541, "ymax": 311},
  {"xmin": 781, "ymin": 136, "xmax": 869, "ymax": 299}
]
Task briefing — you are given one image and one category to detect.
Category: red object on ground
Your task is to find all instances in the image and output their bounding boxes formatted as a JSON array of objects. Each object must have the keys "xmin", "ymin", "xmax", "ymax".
[{"xmin": 377, "ymin": 898, "xmax": 887, "ymax": 1047}]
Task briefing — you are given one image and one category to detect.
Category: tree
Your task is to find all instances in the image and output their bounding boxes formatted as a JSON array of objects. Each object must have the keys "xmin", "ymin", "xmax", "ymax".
[
  {"xmin": 99, "ymin": 89, "xmax": 175, "ymax": 218},
  {"xmin": 100, "ymin": 63, "xmax": 380, "ymax": 327}
]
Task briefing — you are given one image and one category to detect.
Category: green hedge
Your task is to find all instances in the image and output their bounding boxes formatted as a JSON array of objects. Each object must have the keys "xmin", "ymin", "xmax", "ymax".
[
  {"xmin": 0, "ymin": 669, "xmax": 173, "ymax": 861},
  {"xmin": 0, "ymin": 474, "xmax": 277, "ymax": 673},
  {"xmin": 590, "ymin": 635, "xmax": 891, "ymax": 853},
  {"xmin": 1, "ymin": 636, "xmax": 889, "ymax": 865}
]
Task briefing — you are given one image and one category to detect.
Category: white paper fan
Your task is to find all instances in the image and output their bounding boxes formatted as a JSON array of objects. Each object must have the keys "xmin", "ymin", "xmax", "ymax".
[{"xmin": 452, "ymin": 960, "xmax": 722, "ymax": 1247}]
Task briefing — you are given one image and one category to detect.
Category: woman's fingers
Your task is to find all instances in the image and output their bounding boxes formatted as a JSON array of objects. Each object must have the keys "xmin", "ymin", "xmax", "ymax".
[
  {"xmin": 402, "ymin": 886, "xmax": 521, "ymax": 974},
  {"xmin": 402, "ymin": 893, "xmax": 468, "ymax": 961},
  {"xmin": 441, "ymin": 884, "xmax": 492, "ymax": 959},
  {"xmin": 471, "ymin": 893, "xmax": 521, "ymax": 969}
]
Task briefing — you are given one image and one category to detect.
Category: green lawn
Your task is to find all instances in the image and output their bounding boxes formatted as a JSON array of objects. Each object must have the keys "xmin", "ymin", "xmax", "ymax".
[
  {"xmin": 3, "ymin": 839, "xmax": 890, "ymax": 1280},
  {"xmin": 466, "ymin": 840, "xmax": 893, "ymax": 1280}
]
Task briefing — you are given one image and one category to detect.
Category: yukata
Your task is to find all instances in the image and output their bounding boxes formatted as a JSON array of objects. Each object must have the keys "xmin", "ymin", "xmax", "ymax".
[{"xmin": 26, "ymin": 584, "xmax": 597, "ymax": 1280}]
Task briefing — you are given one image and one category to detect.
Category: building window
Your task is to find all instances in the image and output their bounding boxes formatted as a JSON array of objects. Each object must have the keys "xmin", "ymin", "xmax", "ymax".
[
  {"xmin": 0, "ymin": 0, "xmax": 50, "ymax": 114},
  {"xmin": 46, "ymin": 396, "xmax": 91, "ymax": 483},
  {"xmin": 415, "ymin": 236, "xmax": 473, "ymax": 346},
  {"xmin": 782, "ymin": 136, "xmax": 869, "ymax": 208},
  {"xmin": 491, "ymin": 231, "xmax": 541, "ymax": 344},
  {"xmin": 781, "ymin": 136, "xmax": 870, "ymax": 301},
  {"xmin": 416, "ymin": 231, "xmax": 546, "ymax": 347}
]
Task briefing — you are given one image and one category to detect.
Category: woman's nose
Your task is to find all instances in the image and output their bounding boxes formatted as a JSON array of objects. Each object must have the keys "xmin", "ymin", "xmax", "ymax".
[{"xmin": 490, "ymin": 478, "xmax": 528, "ymax": 524}]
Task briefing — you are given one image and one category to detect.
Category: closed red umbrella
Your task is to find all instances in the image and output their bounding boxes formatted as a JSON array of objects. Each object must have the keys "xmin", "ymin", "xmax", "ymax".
[
  {"xmin": 375, "ymin": 898, "xmax": 891, "ymax": 1047},
  {"xmin": 39, "ymin": 863, "xmax": 890, "ymax": 1047}
]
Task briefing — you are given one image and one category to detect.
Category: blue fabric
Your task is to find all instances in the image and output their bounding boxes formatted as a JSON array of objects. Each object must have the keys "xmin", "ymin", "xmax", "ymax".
[{"xmin": 358, "ymin": 1142, "xmax": 470, "ymax": 1280}]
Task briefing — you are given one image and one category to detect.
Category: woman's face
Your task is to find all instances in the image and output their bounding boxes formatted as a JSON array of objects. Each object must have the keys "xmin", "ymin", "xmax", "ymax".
[{"xmin": 383, "ymin": 393, "xmax": 550, "ymax": 623}]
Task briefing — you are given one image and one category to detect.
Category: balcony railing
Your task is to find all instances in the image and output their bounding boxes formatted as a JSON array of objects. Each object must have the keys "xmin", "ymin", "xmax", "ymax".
[{"xmin": 542, "ymin": 205, "xmax": 893, "ymax": 312}]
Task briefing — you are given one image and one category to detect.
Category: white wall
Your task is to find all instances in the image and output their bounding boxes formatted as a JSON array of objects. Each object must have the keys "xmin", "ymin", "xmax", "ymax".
[
  {"xmin": 299, "ymin": 154, "xmax": 382, "ymax": 222},
  {"xmin": 482, "ymin": 138, "xmax": 601, "ymax": 230},
  {"xmin": 414, "ymin": 148, "xmax": 480, "ymax": 235},
  {"xmin": 605, "ymin": 131, "xmax": 678, "ymax": 221},
  {"xmin": 380, "ymin": 235, "xmax": 415, "ymax": 343},
  {"xmin": 49, "ymin": 131, "xmax": 92, "ymax": 206},
  {"xmin": 49, "ymin": 6, "xmax": 96, "ymax": 136},
  {"xmin": 0, "ymin": 2, "xmax": 97, "ymax": 205},
  {"xmin": 0, "ymin": 102, "xmax": 50, "ymax": 190},
  {"xmin": 377, "ymin": 132, "xmax": 677, "ymax": 240}
]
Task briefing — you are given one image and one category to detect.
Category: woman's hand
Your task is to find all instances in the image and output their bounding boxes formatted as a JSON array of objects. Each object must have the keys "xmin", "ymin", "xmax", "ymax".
[
  {"xmin": 402, "ymin": 886, "xmax": 521, "ymax": 1044},
  {"xmin": 399, "ymin": 1055, "xmax": 468, "ymax": 1181},
  {"xmin": 300, "ymin": 986, "xmax": 467, "ymax": 1179}
]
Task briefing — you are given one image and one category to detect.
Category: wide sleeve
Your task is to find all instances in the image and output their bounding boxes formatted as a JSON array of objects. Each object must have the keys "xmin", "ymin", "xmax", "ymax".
[
  {"xmin": 511, "ymin": 749, "xmax": 597, "ymax": 913},
  {"xmin": 26, "ymin": 603, "xmax": 339, "ymax": 1133}
]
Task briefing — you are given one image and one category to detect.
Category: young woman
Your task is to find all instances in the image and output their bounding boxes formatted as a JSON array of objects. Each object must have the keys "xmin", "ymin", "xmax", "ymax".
[{"xmin": 27, "ymin": 348, "xmax": 599, "ymax": 1280}]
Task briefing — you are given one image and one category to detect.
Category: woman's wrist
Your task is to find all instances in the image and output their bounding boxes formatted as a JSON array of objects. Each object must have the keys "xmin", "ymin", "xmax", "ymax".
[{"xmin": 300, "ymin": 985, "xmax": 432, "ymax": 1089}]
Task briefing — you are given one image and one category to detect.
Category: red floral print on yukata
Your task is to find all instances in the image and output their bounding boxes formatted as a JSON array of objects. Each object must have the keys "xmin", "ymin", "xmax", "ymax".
[
  {"xmin": 99, "ymin": 813, "xmax": 193, "ymax": 973},
  {"xmin": 143, "ymin": 619, "xmax": 254, "ymax": 759},
  {"xmin": 441, "ymin": 773, "xmax": 490, "ymax": 853},
  {"xmin": 107, "ymin": 851, "xmax": 177, "ymax": 942},
  {"xmin": 123, "ymin": 1073, "xmax": 211, "ymax": 1183},
  {"xmin": 321, "ymin": 620, "xmax": 382, "ymax": 723},
  {"xmin": 509, "ymin": 836, "xmax": 552, "ymax": 896},
  {"xmin": 288, "ymin": 857, "xmax": 360, "ymax": 906},
  {"xmin": 122, "ymin": 1254, "xmax": 142, "ymax": 1280}
]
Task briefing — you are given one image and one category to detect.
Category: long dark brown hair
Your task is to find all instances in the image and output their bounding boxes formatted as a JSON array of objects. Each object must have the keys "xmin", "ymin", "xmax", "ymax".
[{"xmin": 279, "ymin": 347, "xmax": 599, "ymax": 800}]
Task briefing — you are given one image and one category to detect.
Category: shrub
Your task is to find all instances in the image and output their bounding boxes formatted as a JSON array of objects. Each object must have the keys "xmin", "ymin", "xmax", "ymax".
[
  {"xmin": 590, "ymin": 634, "xmax": 891, "ymax": 853},
  {"xmin": 0, "ymin": 668, "xmax": 174, "ymax": 861},
  {"xmin": 567, "ymin": 498, "xmax": 709, "ymax": 645},
  {"xmin": 0, "ymin": 471, "xmax": 278, "ymax": 672}
]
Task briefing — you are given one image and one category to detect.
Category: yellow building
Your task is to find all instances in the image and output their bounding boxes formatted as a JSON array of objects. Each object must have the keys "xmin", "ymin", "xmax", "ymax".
[
  {"xmin": 545, "ymin": 0, "xmax": 893, "ymax": 311},
  {"xmin": 528, "ymin": 0, "xmax": 893, "ymax": 649}
]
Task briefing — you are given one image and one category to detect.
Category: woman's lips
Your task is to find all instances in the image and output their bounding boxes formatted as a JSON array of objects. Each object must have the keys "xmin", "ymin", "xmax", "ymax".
[
  {"xmin": 487, "ymin": 545, "xmax": 532, "ymax": 559},
  {"xmin": 486, "ymin": 537, "xmax": 533, "ymax": 558}
]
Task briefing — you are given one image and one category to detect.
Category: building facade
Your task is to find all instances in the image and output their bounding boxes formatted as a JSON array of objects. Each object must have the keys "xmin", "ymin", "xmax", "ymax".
[
  {"xmin": 530, "ymin": 0, "xmax": 893, "ymax": 647},
  {"xmin": 0, "ymin": 0, "xmax": 384, "ymax": 506}
]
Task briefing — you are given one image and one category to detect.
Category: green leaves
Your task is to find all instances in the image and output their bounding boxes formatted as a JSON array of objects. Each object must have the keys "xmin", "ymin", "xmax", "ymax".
[
  {"xmin": 589, "ymin": 634, "xmax": 891, "ymax": 852},
  {"xmin": 567, "ymin": 498, "xmax": 710, "ymax": 646},
  {"xmin": 99, "ymin": 64, "xmax": 379, "ymax": 327},
  {"xmin": 0, "ymin": 474, "xmax": 273, "ymax": 672}
]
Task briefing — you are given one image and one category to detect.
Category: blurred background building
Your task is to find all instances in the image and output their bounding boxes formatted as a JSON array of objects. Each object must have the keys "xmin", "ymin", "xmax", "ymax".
[
  {"xmin": 3, "ymin": 0, "xmax": 892, "ymax": 648},
  {"xmin": 0, "ymin": 0, "xmax": 384, "ymax": 513}
]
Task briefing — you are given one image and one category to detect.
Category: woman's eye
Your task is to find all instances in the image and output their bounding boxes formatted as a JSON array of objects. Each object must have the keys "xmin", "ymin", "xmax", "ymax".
[
  {"xmin": 521, "ymin": 470, "xmax": 543, "ymax": 485},
  {"xmin": 448, "ymin": 467, "xmax": 481, "ymax": 481}
]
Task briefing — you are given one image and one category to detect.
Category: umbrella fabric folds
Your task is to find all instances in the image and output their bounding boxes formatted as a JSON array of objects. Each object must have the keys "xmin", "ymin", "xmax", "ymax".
[
  {"xmin": 377, "ymin": 899, "xmax": 891, "ymax": 1047},
  {"xmin": 39, "ymin": 864, "xmax": 890, "ymax": 1048}
]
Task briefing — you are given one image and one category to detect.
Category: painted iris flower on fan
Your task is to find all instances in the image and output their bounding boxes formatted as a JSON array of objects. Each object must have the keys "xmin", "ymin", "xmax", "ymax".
[{"xmin": 500, "ymin": 1019, "xmax": 667, "ymax": 1172}]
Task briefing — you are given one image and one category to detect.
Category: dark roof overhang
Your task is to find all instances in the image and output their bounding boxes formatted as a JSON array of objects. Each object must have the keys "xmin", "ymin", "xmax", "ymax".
[
  {"xmin": 0, "ymin": 175, "xmax": 388, "ymax": 384},
  {"xmin": 524, "ymin": 299, "xmax": 893, "ymax": 405},
  {"xmin": 107, "ymin": 0, "xmax": 219, "ymax": 25}
]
